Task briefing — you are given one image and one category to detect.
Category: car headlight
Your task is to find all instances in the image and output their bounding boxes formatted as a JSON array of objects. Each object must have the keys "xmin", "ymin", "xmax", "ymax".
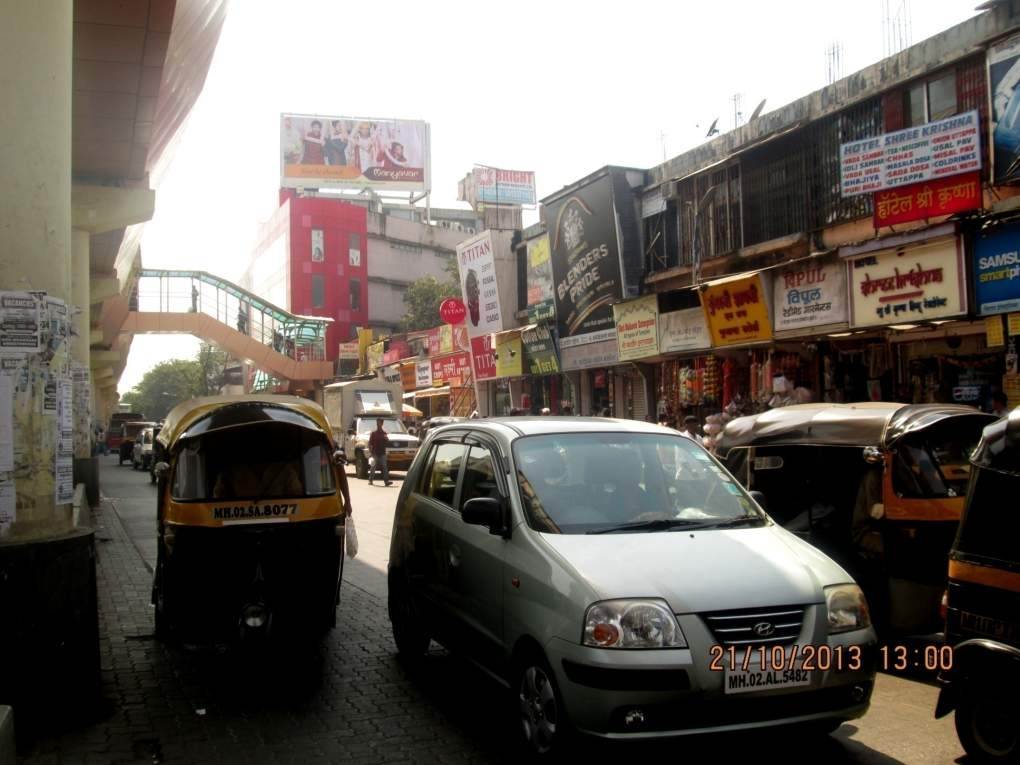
[
  {"xmin": 825, "ymin": 584, "xmax": 871, "ymax": 634},
  {"xmin": 583, "ymin": 599, "xmax": 687, "ymax": 648}
]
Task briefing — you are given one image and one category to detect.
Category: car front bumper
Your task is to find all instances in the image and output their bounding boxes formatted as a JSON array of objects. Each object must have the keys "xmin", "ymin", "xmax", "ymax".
[{"xmin": 544, "ymin": 622, "xmax": 877, "ymax": 739}]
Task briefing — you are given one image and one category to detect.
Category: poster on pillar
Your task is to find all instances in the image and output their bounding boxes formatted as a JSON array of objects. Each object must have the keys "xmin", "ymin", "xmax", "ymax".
[
  {"xmin": 456, "ymin": 231, "xmax": 503, "ymax": 337},
  {"xmin": 613, "ymin": 295, "xmax": 659, "ymax": 361},
  {"xmin": 847, "ymin": 238, "xmax": 966, "ymax": 327},
  {"xmin": 55, "ymin": 377, "xmax": 73, "ymax": 505},
  {"xmin": 699, "ymin": 272, "xmax": 773, "ymax": 347},
  {"xmin": 0, "ymin": 292, "xmax": 42, "ymax": 354}
]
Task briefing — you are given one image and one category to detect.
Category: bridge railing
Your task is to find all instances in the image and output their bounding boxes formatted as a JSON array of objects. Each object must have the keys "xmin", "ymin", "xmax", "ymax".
[{"xmin": 134, "ymin": 270, "xmax": 330, "ymax": 362}]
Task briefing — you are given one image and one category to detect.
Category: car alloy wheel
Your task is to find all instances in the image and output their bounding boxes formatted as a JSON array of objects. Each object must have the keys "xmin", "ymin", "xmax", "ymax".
[{"xmin": 518, "ymin": 660, "xmax": 559, "ymax": 755}]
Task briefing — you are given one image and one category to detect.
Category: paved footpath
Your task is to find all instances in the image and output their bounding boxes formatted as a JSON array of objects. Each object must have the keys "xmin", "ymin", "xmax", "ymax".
[{"xmin": 16, "ymin": 458, "xmax": 967, "ymax": 764}]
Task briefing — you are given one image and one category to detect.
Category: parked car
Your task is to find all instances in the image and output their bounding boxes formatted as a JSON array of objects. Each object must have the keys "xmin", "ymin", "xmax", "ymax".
[
  {"xmin": 388, "ymin": 417, "xmax": 878, "ymax": 755},
  {"xmin": 119, "ymin": 420, "xmax": 157, "ymax": 465},
  {"xmin": 132, "ymin": 426, "xmax": 155, "ymax": 472}
]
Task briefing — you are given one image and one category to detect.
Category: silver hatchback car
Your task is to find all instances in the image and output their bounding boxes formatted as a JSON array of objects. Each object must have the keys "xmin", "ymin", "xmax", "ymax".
[{"xmin": 388, "ymin": 418, "xmax": 877, "ymax": 756}]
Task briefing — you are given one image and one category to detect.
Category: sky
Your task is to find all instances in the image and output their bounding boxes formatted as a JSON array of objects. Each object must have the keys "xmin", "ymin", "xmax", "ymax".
[{"xmin": 121, "ymin": 0, "xmax": 980, "ymax": 394}]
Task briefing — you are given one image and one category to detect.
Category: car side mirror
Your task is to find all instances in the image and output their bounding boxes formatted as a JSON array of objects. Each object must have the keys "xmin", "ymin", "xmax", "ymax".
[
  {"xmin": 749, "ymin": 490, "xmax": 769, "ymax": 513},
  {"xmin": 461, "ymin": 497, "xmax": 504, "ymax": 534},
  {"xmin": 154, "ymin": 461, "xmax": 170, "ymax": 479}
]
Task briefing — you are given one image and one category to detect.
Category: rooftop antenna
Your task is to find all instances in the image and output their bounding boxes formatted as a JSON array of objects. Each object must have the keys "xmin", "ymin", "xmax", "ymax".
[
  {"xmin": 659, "ymin": 129, "xmax": 668, "ymax": 162},
  {"xmin": 749, "ymin": 98, "xmax": 767, "ymax": 122},
  {"xmin": 882, "ymin": 0, "xmax": 913, "ymax": 57},
  {"xmin": 731, "ymin": 93, "xmax": 744, "ymax": 130},
  {"xmin": 825, "ymin": 42, "xmax": 845, "ymax": 85}
]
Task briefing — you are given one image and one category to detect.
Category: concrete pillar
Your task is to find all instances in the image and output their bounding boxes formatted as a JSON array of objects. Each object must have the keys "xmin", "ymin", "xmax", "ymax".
[
  {"xmin": 72, "ymin": 230, "xmax": 99, "ymax": 504},
  {"xmin": 0, "ymin": 0, "xmax": 100, "ymax": 718}
]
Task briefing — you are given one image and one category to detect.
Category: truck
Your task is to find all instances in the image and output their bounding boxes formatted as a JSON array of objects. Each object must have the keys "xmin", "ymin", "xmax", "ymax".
[
  {"xmin": 106, "ymin": 411, "xmax": 143, "ymax": 454},
  {"xmin": 322, "ymin": 378, "xmax": 419, "ymax": 479}
]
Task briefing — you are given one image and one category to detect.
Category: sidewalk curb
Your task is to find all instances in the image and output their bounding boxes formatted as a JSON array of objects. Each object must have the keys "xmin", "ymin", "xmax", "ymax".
[{"xmin": 101, "ymin": 494, "xmax": 154, "ymax": 575}]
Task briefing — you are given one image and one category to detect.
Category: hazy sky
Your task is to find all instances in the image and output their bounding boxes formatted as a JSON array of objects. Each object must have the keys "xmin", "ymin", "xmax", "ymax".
[{"xmin": 121, "ymin": 0, "xmax": 979, "ymax": 394}]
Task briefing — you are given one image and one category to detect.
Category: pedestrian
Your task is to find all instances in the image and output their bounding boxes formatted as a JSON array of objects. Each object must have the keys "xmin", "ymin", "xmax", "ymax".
[
  {"xmin": 681, "ymin": 415, "xmax": 704, "ymax": 445},
  {"xmin": 237, "ymin": 305, "xmax": 248, "ymax": 335},
  {"xmin": 191, "ymin": 284, "xmax": 199, "ymax": 313},
  {"xmin": 368, "ymin": 417, "xmax": 391, "ymax": 486},
  {"xmin": 561, "ymin": 403, "xmax": 574, "ymax": 416},
  {"xmin": 992, "ymin": 390, "xmax": 1010, "ymax": 417}
]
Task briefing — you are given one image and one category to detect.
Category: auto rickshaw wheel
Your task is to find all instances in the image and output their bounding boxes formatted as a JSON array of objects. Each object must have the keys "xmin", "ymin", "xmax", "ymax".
[{"xmin": 955, "ymin": 687, "xmax": 1020, "ymax": 762}]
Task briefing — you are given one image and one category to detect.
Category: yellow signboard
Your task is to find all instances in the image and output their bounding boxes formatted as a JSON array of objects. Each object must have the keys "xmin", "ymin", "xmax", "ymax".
[
  {"xmin": 440, "ymin": 323, "xmax": 454, "ymax": 353},
  {"xmin": 367, "ymin": 341, "xmax": 385, "ymax": 371},
  {"xmin": 986, "ymin": 315, "xmax": 1005, "ymax": 347},
  {"xmin": 356, "ymin": 327, "xmax": 373, "ymax": 373},
  {"xmin": 699, "ymin": 272, "xmax": 773, "ymax": 347},
  {"xmin": 495, "ymin": 335, "xmax": 523, "ymax": 378},
  {"xmin": 613, "ymin": 295, "xmax": 659, "ymax": 361},
  {"xmin": 1009, "ymin": 312, "xmax": 1020, "ymax": 336}
]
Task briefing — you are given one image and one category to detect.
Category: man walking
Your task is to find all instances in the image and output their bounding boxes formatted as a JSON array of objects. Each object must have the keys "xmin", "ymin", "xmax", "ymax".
[{"xmin": 368, "ymin": 418, "xmax": 391, "ymax": 486}]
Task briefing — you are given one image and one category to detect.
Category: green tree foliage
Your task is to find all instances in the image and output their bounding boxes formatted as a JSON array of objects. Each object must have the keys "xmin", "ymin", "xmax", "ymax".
[
  {"xmin": 398, "ymin": 271, "xmax": 460, "ymax": 332},
  {"xmin": 119, "ymin": 344, "xmax": 231, "ymax": 420}
]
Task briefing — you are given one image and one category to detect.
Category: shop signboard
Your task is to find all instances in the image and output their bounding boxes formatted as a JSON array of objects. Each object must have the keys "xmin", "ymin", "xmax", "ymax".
[
  {"xmin": 1009, "ymin": 313, "xmax": 1020, "ymax": 336},
  {"xmin": 560, "ymin": 338, "xmax": 620, "ymax": 372},
  {"xmin": 847, "ymin": 239, "xmax": 966, "ymax": 327},
  {"xmin": 495, "ymin": 335, "xmax": 523, "ymax": 378},
  {"xmin": 699, "ymin": 272, "xmax": 773, "ymax": 347},
  {"xmin": 473, "ymin": 167, "xmax": 537, "ymax": 205},
  {"xmin": 659, "ymin": 308, "xmax": 710, "ymax": 353},
  {"xmin": 357, "ymin": 327, "xmax": 373, "ymax": 372},
  {"xmin": 544, "ymin": 172, "xmax": 623, "ymax": 344},
  {"xmin": 338, "ymin": 341, "xmax": 359, "ymax": 360},
  {"xmin": 613, "ymin": 295, "xmax": 659, "ymax": 361},
  {"xmin": 383, "ymin": 339, "xmax": 410, "ymax": 365},
  {"xmin": 526, "ymin": 235, "xmax": 555, "ymax": 323},
  {"xmin": 839, "ymin": 110, "xmax": 980, "ymax": 197},
  {"xmin": 456, "ymin": 231, "xmax": 503, "ymax": 337},
  {"xmin": 280, "ymin": 113, "xmax": 429, "ymax": 192},
  {"xmin": 522, "ymin": 325, "xmax": 560, "ymax": 375},
  {"xmin": 873, "ymin": 172, "xmax": 982, "ymax": 227},
  {"xmin": 974, "ymin": 222, "xmax": 1020, "ymax": 315},
  {"xmin": 431, "ymin": 352, "xmax": 473, "ymax": 387},
  {"xmin": 399, "ymin": 362, "xmax": 417, "ymax": 392},
  {"xmin": 986, "ymin": 315, "xmax": 1006, "ymax": 347},
  {"xmin": 470, "ymin": 335, "xmax": 497, "ymax": 381},
  {"xmin": 989, "ymin": 33, "xmax": 1020, "ymax": 185},
  {"xmin": 367, "ymin": 340, "xmax": 385, "ymax": 371},
  {"xmin": 773, "ymin": 260, "xmax": 848, "ymax": 334},
  {"xmin": 415, "ymin": 359, "xmax": 432, "ymax": 388}
]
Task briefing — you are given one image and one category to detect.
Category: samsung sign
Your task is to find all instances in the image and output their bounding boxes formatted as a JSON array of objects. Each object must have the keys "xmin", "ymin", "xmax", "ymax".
[{"xmin": 974, "ymin": 223, "xmax": 1020, "ymax": 315}]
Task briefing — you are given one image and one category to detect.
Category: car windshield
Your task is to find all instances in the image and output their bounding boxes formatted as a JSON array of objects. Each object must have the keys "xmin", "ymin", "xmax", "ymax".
[
  {"xmin": 513, "ymin": 432, "xmax": 763, "ymax": 534},
  {"xmin": 356, "ymin": 418, "xmax": 406, "ymax": 435}
]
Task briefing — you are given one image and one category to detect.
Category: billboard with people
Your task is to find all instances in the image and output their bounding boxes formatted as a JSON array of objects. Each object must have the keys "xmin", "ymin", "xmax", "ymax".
[{"xmin": 280, "ymin": 113, "xmax": 430, "ymax": 192}]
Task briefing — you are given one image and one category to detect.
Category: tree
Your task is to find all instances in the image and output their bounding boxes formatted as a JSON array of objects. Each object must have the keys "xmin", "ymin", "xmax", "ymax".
[
  {"xmin": 197, "ymin": 343, "xmax": 229, "ymax": 395},
  {"xmin": 119, "ymin": 358, "xmax": 205, "ymax": 421},
  {"xmin": 398, "ymin": 273, "xmax": 460, "ymax": 332}
]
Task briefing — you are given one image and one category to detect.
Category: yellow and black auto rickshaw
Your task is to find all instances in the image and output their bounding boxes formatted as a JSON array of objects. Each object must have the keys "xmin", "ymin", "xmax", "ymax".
[
  {"xmin": 151, "ymin": 395, "xmax": 351, "ymax": 643},
  {"xmin": 716, "ymin": 403, "xmax": 996, "ymax": 637},
  {"xmin": 935, "ymin": 409, "xmax": 1020, "ymax": 762}
]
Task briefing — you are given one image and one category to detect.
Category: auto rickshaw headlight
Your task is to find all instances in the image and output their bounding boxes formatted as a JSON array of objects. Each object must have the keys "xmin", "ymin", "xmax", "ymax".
[
  {"xmin": 825, "ymin": 584, "xmax": 871, "ymax": 634},
  {"xmin": 242, "ymin": 603, "xmax": 268, "ymax": 629}
]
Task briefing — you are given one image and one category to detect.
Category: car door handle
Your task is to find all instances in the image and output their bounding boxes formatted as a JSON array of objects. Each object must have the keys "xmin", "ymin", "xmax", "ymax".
[{"xmin": 448, "ymin": 544, "xmax": 461, "ymax": 568}]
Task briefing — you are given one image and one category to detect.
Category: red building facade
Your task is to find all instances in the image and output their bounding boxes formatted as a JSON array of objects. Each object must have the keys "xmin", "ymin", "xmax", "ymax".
[{"xmin": 249, "ymin": 191, "xmax": 368, "ymax": 361}]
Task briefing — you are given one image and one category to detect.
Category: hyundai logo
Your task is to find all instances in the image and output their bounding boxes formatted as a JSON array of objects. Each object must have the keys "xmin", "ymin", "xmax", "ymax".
[{"xmin": 752, "ymin": 621, "xmax": 776, "ymax": 637}]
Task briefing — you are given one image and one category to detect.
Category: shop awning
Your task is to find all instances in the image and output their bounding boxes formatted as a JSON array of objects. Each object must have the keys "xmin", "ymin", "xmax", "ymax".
[
  {"xmin": 413, "ymin": 386, "xmax": 451, "ymax": 399},
  {"xmin": 402, "ymin": 403, "xmax": 424, "ymax": 417}
]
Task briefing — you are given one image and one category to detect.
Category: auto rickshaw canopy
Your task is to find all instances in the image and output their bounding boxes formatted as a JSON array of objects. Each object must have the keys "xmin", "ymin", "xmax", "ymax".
[
  {"xmin": 716, "ymin": 402, "xmax": 994, "ymax": 456},
  {"xmin": 157, "ymin": 395, "xmax": 333, "ymax": 451},
  {"xmin": 970, "ymin": 409, "xmax": 1020, "ymax": 475}
]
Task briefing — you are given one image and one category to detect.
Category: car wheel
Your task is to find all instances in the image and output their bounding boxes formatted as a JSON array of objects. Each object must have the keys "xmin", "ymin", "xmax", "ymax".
[
  {"xmin": 388, "ymin": 576, "xmax": 430, "ymax": 658},
  {"xmin": 955, "ymin": 688, "xmax": 1020, "ymax": 762},
  {"xmin": 514, "ymin": 651, "xmax": 568, "ymax": 757},
  {"xmin": 356, "ymin": 453, "xmax": 369, "ymax": 480}
]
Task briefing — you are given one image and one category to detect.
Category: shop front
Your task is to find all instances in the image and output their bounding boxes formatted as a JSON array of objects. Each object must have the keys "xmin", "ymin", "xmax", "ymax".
[{"xmin": 559, "ymin": 333, "xmax": 621, "ymax": 416}]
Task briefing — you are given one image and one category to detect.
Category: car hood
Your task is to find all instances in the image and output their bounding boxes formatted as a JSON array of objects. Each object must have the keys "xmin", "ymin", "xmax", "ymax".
[{"xmin": 537, "ymin": 525, "xmax": 849, "ymax": 614}]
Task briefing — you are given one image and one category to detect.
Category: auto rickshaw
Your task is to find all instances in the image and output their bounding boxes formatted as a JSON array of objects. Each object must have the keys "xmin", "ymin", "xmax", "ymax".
[
  {"xmin": 935, "ymin": 410, "xmax": 1020, "ymax": 762},
  {"xmin": 716, "ymin": 403, "xmax": 996, "ymax": 636},
  {"xmin": 151, "ymin": 395, "xmax": 351, "ymax": 643}
]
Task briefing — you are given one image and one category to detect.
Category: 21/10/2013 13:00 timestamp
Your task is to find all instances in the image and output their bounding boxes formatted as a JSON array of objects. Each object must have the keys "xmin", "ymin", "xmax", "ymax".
[{"xmin": 709, "ymin": 644, "xmax": 955, "ymax": 672}]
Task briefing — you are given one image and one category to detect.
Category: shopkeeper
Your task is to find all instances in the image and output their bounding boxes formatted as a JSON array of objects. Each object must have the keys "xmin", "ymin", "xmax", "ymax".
[{"xmin": 681, "ymin": 416, "xmax": 704, "ymax": 445}]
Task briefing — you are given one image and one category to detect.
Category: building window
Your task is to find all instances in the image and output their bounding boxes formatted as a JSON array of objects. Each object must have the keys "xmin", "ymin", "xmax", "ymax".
[
  {"xmin": 311, "ymin": 229, "xmax": 324, "ymax": 262},
  {"xmin": 349, "ymin": 278, "xmax": 360, "ymax": 311},
  {"xmin": 311, "ymin": 274, "xmax": 324, "ymax": 308},
  {"xmin": 348, "ymin": 233, "xmax": 361, "ymax": 267},
  {"xmin": 903, "ymin": 71, "xmax": 958, "ymax": 127},
  {"xmin": 904, "ymin": 82, "xmax": 926, "ymax": 128}
]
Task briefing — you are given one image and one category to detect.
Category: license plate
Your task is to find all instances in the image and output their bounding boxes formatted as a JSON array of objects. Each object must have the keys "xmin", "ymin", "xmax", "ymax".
[
  {"xmin": 389, "ymin": 449, "xmax": 414, "ymax": 457},
  {"xmin": 724, "ymin": 663, "xmax": 812, "ymax": 695}
]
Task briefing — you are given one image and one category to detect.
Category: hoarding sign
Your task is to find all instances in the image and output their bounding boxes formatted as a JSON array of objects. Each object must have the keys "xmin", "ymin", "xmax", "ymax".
[
  {"xmin": 989, "ymin": 33, "xmax": 1020, "ymax": 185},
  {"xmin": 658, "ymin": 308, "xmax": 710, "ymax": 354},
  {"xmin": 495, "ymin": 335, "xmax": 523, "ymax": 378},
  {"xmin": 839, "ymin": 110, "xmax": 980, "ymax": 197},
  {"xmin": 544, "ymin": 173, "xmax": 622, "ymax": 344},
  {"xmin": 415, "ymin": 359, "xmax": 432, "ymax": 388},
  {"xmin": 400, "ymin": 362, "xmax": 417, "ymax": 392},
  {"xmin": 338, "ymin": 341, "xmax": 359, "ymax": 360},
  {"xmin": 383, "ymin": 339, "xmax": 410, "ymax": 365},
  {"xmin": 522, "ymin": 325, "xmax": 560, "ymax": 375},
  {"xmin": 700, "ymin": 273, "xmax": 773, "ymax": 347},
  {"xmin": 440, "ymin": 298, "xmax": 466, "ymax": 325},
  {"xmin": 474, "ymin": 167, "xmax": 536, "ymax": 205},
  {"xmin": 613, "ymin": 295, "xmax": 659, "ymax": 361},
  {"xmin": 367, "ymin": 341, "xmax": 385, "ymax": 371},
  {"xmin": 873, "ymin": 172, "xmax": 982, "ymax": 227},
  {"xmin": 431, "ymin": 352, "xmax": 473, "ymax": 387},
  {"xmin": 470, "ymin": 335, "xmax": 497, "ymax": 382},
  {"xmin": 456, "ymin": 231, "xmax": 503, "ymax": 337},
  {"xmin": 773, "ymin": 260, "xmax": 848, "ymax": 333},
  {"xmin": 526, "ymin": 235, "xmax": 555, "ymax": 322},
  {"xmin": 974, "ymin": 221, "xmax": 1020, "ymax": 315},
  {"xmin": 280, "ymin": 114, "xmax": 429, "ymax": 191},
  {"xmin": 560, "ymin": 338, "xmax": 620, "ymax": 372},
  {"xmin": 848, "ymin": 239, "xmax": 966, "ymax": 327}
]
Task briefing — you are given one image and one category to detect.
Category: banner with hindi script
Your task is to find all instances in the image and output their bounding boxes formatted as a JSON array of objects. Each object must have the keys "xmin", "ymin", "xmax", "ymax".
[
  {"xmin": 848, "ymin": 238, "xmax": 967, "ymax": 328},
  {"xmin": 873, "ymin": 172, "xmax": 981, "ymax": 228}
]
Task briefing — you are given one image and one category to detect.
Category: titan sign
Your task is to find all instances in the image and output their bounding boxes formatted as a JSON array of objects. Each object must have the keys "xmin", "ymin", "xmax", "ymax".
[
  {"xmin": 280, "ymin": 113, "xmax": 430, "ymax": 192},
  {"xmin": 543, "ymin": 173, "xmax": 622, "ymax": 346}
]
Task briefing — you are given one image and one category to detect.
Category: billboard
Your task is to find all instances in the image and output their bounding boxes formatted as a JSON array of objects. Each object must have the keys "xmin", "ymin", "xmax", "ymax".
[
  {"xmin": 526, "ymin": 234, "xmax": 555, "ymax": 322},
  {"xmin": 544, "ymin": 173, "xmax": 622, "ymax": 344},
  {"xmin": 839, "ymin": 110, "xmax": 980, "ymax": 196},
  {"xmin": 280, "ymin": 113, "xmax": 429, "ymax": 191},
  {"xmin": 974, "ymin": 222, "xmax": 1020, "ymax": 315},
  {"xmin": 872, "ymin": 173, "xmax": 981, "ymax": 227},
  {"xmin": 700, "ymin": 272, "xmax": 773, "ymax": 347},
  {"xmin": 990, "ymin": 34, "xmax": 1020, "ymax": 185},
  {"xmin": 456, "ymin": 231, "xmax": 503, "ymax": 337},
  {"xmin": 613, "ymin": 295, "xmax": 659, "ymax": 361},
  {"xmin": 474, "ymin": 167, "xmax": 536, "ymax": 205},
  {"xmin": 772, "ymin": 260, "xmax": 848, "ymax": 334}
]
